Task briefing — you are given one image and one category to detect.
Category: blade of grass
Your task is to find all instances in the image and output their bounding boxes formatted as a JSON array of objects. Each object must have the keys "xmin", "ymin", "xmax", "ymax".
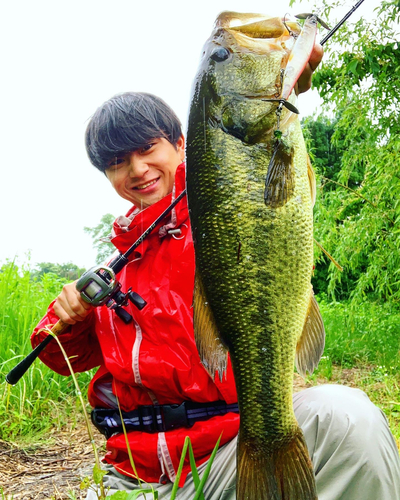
[
  {"xmin": 125, "ymin": 490, "xmax": 158, "ymax": 499},
  {"xmin": 192, "ymin": 434, "xmax": 222, "ymax": 500},
  {"xmin": 187, "ymin": 440, "xmax": 204, "ymax": 500},
  {"xmin": 170, "ymin": 436, "xmax": 190, "ymax": 500},
  {"xmin": 46, "ymin": 327, "xmax": 106, "ymax": 500},
  {"xmin": 115, "ymin": 395, "xmax": 142, "ymax": 487}
]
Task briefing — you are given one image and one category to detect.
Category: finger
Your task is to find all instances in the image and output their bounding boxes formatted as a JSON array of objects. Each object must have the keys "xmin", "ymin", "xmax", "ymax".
[
  {"xmin": 308, "ymin": 43, "xmax": 324, "ymax": 71},
  {"xmin": 54, "ymin": 284, "xmax": 93, "ymax": 324},
  {"xmin": 54, "ymin": 302, "xmax": 93, "ymax": 324},
  {"xmin": 296, "ymin": 43, "xmax": 324, "ymax": 95}
]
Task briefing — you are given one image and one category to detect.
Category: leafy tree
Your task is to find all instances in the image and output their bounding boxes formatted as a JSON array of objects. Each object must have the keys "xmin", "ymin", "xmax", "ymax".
[
  {"xmin": 298, "ymin": 0, "xmax": 400, "ymax": 304},
  {"xmin": 31, "ymin": 262, "xmax": 86, "ymax": 281},
  {"xmin": 302, "ymin": 115, "xmax": 349, "ymax": 298},
  {"xmin": 84, "ymin": 213, "xmax": 116, "ymax": 264}
]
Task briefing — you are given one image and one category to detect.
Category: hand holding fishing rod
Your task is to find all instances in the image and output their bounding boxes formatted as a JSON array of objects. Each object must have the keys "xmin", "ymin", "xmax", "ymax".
[
  {"xmin": 5, "ymin": 264, "xmax": 147, "ymax": 386},
  {"xmin": 6, "ymin": 190, "xmax": 186, "ymax": 385}
]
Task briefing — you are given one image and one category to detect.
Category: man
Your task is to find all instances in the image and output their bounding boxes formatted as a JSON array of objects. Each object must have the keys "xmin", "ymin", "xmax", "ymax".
[{"xmin": 32, "ymin": 44, "xmax": 400, "ymax": 499}]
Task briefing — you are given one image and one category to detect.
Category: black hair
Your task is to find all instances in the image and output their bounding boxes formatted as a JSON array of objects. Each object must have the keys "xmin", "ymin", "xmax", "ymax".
[{"xmin": 85, "ymin": 92, "xmax": 182, "ymax": 172}]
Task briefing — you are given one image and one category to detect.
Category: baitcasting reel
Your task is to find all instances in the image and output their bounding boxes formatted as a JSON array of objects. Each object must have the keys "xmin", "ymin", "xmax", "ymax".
[{"xmin": 76, "ymin": 265, "xmax": 146, "ymax": 324}]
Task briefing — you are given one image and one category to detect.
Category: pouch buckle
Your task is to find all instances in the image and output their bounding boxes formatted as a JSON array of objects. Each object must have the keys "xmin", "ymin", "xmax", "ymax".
[{"xmin": 161, "ymin": 403, "xmax": 189, "ymax": 431}]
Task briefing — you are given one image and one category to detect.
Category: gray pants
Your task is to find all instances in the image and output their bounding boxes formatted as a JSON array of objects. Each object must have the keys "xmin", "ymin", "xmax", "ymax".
[{"xmin": 87, "ymin": 385, "xmax": 400, "ymax": 499}]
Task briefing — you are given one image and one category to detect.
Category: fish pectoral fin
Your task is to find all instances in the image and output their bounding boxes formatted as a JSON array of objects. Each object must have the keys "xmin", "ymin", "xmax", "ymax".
[
  {"xmin": 193, "ymin": 270, "xmax": 228, "ymax": 381},
  {"xmin": 307, "ymin": 155, "xmax": 316, "ymax": 207},
  {"xmin": 295, "ymin": 288, "xmax": 325, "ymax": 377},
  {"xmin": 264, "ymin": 140, "xmax": 295, "ymax": 208}
]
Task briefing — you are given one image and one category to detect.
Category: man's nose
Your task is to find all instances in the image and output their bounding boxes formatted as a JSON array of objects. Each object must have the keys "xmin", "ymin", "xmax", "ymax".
[{"xmin": 127, "ymin": 152, "xmax": 149, "ymax": 178}]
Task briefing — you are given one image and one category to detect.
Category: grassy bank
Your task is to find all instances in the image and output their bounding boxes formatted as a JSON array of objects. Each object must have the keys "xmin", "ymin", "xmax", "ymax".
[
  {"xmin": 318, "ymin": 299, "xmax": 400, "ymax": 371},
  {"xmin": 307, "ymin": 299, "xmax": 400, "ymax": 444}
]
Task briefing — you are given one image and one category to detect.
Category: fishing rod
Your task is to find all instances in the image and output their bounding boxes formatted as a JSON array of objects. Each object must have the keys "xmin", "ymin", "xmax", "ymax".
[
  {"xmin": 6, "ymin": 189, "xmax": 187, "ymax": 385},
  {"xmin": 320, "ymin": 0, "xmax": 366, "ymax": 46},
  {"xmin": 296, "ymin": 0, "xmax": 366, "ymax": 46}
]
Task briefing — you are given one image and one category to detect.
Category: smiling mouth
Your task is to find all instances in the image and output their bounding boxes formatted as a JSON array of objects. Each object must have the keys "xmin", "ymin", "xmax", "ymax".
[{"xmin": 134, "ymin": 179, "xmax": 159, "ymax": 190}]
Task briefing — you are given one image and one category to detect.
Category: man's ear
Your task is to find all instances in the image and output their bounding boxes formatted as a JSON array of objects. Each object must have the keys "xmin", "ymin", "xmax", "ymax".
[{"xmin": 176, "ymin": 134, "xmax": 185, "ymax": 162}]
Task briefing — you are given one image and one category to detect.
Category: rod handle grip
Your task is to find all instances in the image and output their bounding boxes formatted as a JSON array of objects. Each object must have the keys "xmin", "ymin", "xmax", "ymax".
[{"xmin": 6, "ymin": 320, "xmax": 69, "ymax": 385}]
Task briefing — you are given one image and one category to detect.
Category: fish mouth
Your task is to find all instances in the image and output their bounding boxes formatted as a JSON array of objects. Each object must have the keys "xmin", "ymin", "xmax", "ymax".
[
  {"xmin": 205, "ymin": 12, "xmax": 300, "ymax": 64},
  {"xmin": 215, "ymin": 11, "xmax": 300, "ymax": 43}
]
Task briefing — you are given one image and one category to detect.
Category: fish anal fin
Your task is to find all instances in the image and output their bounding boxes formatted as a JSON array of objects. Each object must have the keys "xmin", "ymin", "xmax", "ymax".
[
  {"xmin": 295, "ymin": 288, "xmax": 325, "ymax": 377},
  {"xmin": 264, "ymin": 140, "xmax": 295, "ymax": 208},
  {"xmin": 237, "ymin": 428, "xmax": 317, "ymax": 499},
  {"xmin": 193, "ymin": 270, "xmax": 228, "ymax": 381},
  {"xmin": 307, "ymin": 155, "xmax": 316, "ymax": 207}
]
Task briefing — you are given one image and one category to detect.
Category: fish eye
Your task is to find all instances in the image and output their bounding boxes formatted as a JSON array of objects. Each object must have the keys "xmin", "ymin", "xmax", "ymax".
[{"xmin": 210, "ymin": 47, "xmax": 231, "ymax": 62}]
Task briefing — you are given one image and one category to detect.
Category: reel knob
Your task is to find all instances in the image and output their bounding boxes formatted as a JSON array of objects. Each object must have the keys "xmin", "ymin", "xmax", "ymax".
[{"xmin": 127, "ymin": 291, "xmax": 147, "ymax": 310}]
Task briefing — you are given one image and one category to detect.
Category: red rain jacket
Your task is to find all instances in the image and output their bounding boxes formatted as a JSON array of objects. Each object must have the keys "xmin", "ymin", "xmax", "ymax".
[{"xmin": 31, "ymin": 163, "xmax": 239, "ymax": 484}]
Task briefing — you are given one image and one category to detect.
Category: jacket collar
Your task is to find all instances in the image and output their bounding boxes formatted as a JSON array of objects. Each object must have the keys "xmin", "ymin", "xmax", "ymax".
[{"xmin": 110, "ymin": 162, "xmax": 188, "ymax": 255}]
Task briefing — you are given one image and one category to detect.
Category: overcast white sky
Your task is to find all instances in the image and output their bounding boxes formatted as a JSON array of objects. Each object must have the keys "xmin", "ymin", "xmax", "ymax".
[{"xmin": 1, "ymin": 0, "xmax": 376, "ymax": 270}]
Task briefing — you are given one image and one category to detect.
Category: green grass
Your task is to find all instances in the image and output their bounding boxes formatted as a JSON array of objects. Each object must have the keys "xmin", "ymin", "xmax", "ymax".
[
  {"xmin": 306, "ymin": 298, "xmax": 400, "ymax": 445},
  {"xmin": 317, "ymin": 298, "xmax": 400, "ymax": 371},
  {"xmin": 0, "ymin": 260, "xmax": 93, "ymax": 441}
]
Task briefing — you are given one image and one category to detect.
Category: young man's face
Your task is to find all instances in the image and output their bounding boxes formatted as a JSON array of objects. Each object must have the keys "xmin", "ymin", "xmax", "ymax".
[{"xmin": 105, "ymin": 135, "xmax": 185, "ymax": 209}]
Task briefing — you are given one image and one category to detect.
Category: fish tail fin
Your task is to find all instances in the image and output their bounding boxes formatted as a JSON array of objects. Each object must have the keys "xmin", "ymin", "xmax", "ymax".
[{"xmin": 237, "ymin": 429, "xmax": 317, "ymax": 499}]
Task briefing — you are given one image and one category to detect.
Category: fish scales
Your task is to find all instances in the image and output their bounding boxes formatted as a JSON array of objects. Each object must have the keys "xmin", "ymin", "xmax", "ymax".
[{"xmin": 187, "ymin": 12, "xmax": 324, "ymax": 500}]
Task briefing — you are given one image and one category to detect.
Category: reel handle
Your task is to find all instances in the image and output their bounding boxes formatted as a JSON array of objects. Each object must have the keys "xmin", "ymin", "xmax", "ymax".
[{"xmin": 6, "ymin": 320, "xmax": 69, "ymax": 385}]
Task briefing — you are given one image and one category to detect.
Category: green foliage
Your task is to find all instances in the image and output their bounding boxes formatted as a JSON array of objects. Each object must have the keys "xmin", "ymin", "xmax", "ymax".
[
  {"xmin": 302, "ymin": 115, "xmax": 343, "ymax": 184},
  {"xmin": 304, "ymin": 0, "xmax": 400, "ymax": 304},
  {"xmin": 170, "ymin": 435, "xmax": 221, "ymax": 500},
  {"xmin": 31, "ymin": 262, "xmax": 86, "ymax": 281},
  {"xmin": 84, "ymin": 214, "xmax": 116, "ymax": 264},
  {"xmin": 0, "ymin": 260, "xmax": 67, "ymax": 356}
]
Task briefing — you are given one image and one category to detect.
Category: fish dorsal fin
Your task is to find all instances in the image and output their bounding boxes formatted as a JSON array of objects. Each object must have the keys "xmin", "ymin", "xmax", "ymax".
[
  {"xmin": 307, "ymin": 155, "xmax": 316, "ymax": 207},
  {"xmin": 264, "ymin": 140, "xmax": 295, "ymax": 208},
  {"xmin": 193, "ymin": 270, "xmax": 228, "ymax": 380},
  {"xmin": 295, "ymin": 287, "xmax": 325, "ymax": 377}
]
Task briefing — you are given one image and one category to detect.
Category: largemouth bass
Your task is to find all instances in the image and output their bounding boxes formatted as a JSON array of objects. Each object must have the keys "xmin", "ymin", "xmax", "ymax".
[{"xmin": 186, "ymin": 12, "xmax": 325, "ymax": 500}]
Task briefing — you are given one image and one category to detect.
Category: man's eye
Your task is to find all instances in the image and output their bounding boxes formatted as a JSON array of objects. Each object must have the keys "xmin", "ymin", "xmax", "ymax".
[
  {"xmin": 109, "ymin": 157, "xmax": 125, "ymax": 167},
  {"xmin": 139, "ymin": 143, "xmax": 154, "ymax": 154}
]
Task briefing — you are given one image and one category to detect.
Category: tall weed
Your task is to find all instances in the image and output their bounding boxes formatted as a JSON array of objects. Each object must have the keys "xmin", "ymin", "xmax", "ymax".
[{"xmin": 0, "ymin": 260, "xmax": 92, "ymax": 440}]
